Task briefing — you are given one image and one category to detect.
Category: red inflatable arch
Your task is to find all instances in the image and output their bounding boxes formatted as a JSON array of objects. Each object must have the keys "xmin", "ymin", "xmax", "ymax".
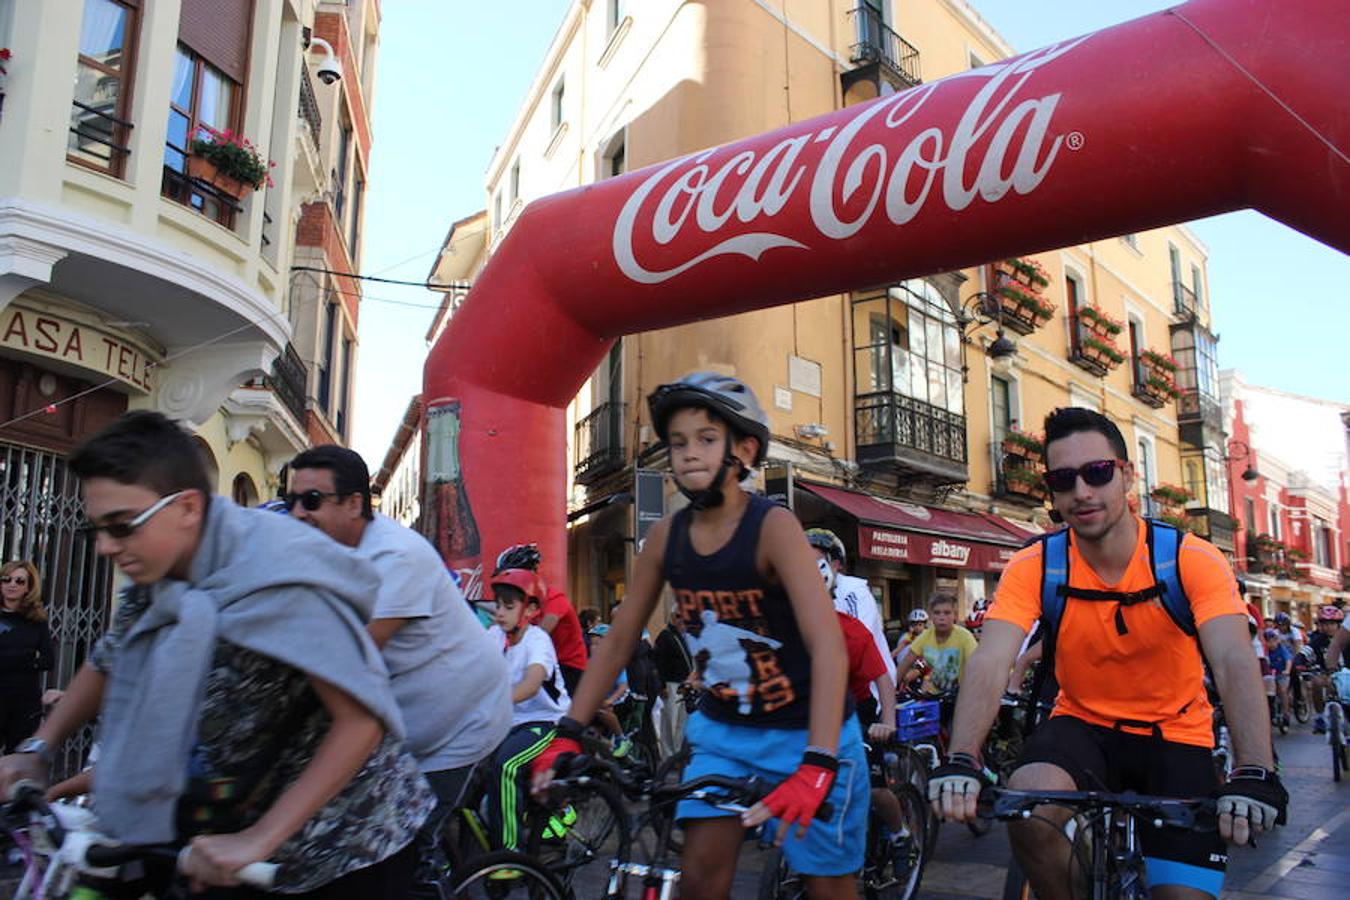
[{"xmin": 424, "ymin": 0, "xmax": 1348, "ymax": 596}]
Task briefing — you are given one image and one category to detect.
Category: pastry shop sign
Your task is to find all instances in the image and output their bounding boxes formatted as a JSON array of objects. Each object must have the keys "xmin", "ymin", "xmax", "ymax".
[
  {"xmin": 858, "ymin": 525, "xmax": 1018, "ymax": 572},
  {"xmin": 0, "ymin": 305, "xmax": 157, "ymax": 392}
]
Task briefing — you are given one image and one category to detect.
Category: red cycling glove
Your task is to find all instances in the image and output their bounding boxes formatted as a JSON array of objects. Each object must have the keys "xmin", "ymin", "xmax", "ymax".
[
  {"xmin": 761, "ymin": 750, "xmax": 838, "ymax": 834},
  {"xmin": 530, "ymin": 717, "xmax": 586, "ymax": 781}
]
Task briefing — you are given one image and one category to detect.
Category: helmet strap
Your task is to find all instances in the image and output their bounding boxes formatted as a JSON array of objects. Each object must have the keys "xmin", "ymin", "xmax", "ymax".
[{"xmin": 675, "ymin": 434, "xmax": 745, "ymax": 511}]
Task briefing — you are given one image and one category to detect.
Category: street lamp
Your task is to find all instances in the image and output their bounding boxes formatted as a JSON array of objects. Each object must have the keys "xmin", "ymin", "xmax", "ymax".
[
  {"xmin": 1227, "ymin": 439, "xmax": 1259, "ymax": 483},
  {"xmin": 957, "ymin": 291, "xmax": 1018, "ymax": 379}
]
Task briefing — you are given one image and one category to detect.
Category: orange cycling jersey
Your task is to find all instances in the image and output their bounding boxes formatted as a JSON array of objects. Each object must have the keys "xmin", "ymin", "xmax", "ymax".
[{"xmin": 987, "ymin": 517, "xmax": 1245, "ymax": 747}]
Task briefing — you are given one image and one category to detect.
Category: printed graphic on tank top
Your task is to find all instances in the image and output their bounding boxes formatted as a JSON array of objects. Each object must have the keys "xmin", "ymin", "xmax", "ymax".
[{"xmin": 663, "ymin": 495, "xmax": 812, "ymax": 728}]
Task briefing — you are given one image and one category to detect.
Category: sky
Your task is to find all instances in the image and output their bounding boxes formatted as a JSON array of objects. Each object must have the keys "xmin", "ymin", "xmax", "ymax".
[{"xmin": 350, "ymin": 0, "xmax": 1350, "ymax": 468}]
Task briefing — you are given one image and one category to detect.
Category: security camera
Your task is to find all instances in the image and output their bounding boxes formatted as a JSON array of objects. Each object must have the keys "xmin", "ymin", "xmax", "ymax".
[
  {"xmin": 316, "ymin": 59, "xmax": 343, "ymax": 85},
  {"xmin": 310, "ymin": 38, "xmax": 342, "ymax": 85}
]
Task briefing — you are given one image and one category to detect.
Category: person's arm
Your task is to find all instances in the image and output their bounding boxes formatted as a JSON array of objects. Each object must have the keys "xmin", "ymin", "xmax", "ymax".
[
  {"xmin": 870, "ymin": 672, "xmax": 897, "ymax": 742},
  {"xmin": 1329, "ymin": 626, "xmax": 1349, "ymax": 669},
  {"xmin": 936, "ymin": 619, "xmax": 1024, "ymax": 822},
  {"xmin": 1203, "ymin": 615, "xmax": 1273, "ymax": 770},
  {"xmin": 1007, "ymin": 640, "xmax": 1042, "ymax": 693},
  {"xmin": 45, "ymin": 768, "xmax": 94, "ymax": 802},
  {"xmin": 512, "ymin": 664, "xmax": 547, "ymax": 704},
  {"xmin": 531, "ymin": 519, "xmax": 671, "ymax": 795},
  {"xmin": 0, "ymin": 662, "xmax": 106, "ymax": 791},
  {"xmin": 893, "ymin": 648, "xmax": 918, "ymax": 679},
  {"xmin": 537, "ymin": 614, "xmax": 561, "ymax": 635},
  {"xmin": 366, "ymin": 617, "xmax": 409, "ymax": 649},
  {"xmin": 181, "ymin": 676, "xmax": 385, "ymax": 889}
]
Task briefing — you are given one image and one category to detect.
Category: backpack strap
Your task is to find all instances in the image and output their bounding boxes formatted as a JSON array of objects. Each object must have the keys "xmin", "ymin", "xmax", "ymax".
[
  {"xmin": 1025, "ymin": 529, "xmax": 1070, "ymax": 731},
  {"xmin": 1145, "ymin": 517, "xmax": 1195, "ymax": 636}
]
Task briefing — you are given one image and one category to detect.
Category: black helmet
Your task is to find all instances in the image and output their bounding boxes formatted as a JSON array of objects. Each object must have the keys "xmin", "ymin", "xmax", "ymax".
[
  {"xmin": 495, "ymin": 543, "xmax": 541, "ymax": 575},
  {"xmin": 804, "ymin": 528, "xmax": 846, "ymax": 565},
  {"xmin": 647, "ymin": 371, "xmax": 770, "ymax": 467}
]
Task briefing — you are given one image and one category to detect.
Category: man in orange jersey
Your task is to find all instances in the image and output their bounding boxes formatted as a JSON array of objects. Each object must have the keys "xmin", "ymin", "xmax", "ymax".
[{"xmin": 930, "ymin": 408, "xmax": 1283, "ymax": 900}]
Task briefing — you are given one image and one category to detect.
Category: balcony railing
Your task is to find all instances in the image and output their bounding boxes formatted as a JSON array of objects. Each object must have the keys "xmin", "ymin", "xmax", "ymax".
[
  {"xmin": 68, "ymin": 100, "xmax": 133, "ymax": 172},
  {"xmin": 574, "ymin": 401, "xmax": 626, "ymax": 486},
  {"xmin": 1172, "ymin": 282, "xmax": 1199, "ymax": 322},
  {"xmin": 298, "ymin": 66, "xmax": 323, "ymax": 147},
  {"xmin": 161, "ymin": 155, "xmax": 241, "ymax": 229},
  {"xmin": 1176, "ymin": 387, "xmax": 1221, "ymax": 428},
  {"xmin": 847, "ymin": 6, "xmax": 922, "ymax": 89},
  {"xmin": 991, "ymin": 439, "xmax": 1047, "ymax": 504},
  {"xmin": 266, "ymin": 343, "xmax": 308, "ymax": 425},
  {"xmin": 855, "ymin": 391, "xmax": 966, "ymax": 479}
]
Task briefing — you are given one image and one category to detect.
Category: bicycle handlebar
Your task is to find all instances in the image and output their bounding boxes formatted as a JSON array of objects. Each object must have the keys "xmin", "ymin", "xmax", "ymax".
[
  {"xmin": 551, "ymin": 753, "xmax": 833, "ymax": 822},
  {"xmin": 978, "ymin": 787, "xmax": 1217, "ymax": 832}
]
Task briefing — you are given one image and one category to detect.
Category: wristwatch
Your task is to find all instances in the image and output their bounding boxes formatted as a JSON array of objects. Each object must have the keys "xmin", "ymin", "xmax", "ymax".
[{"xmin": 14, "ymin": 738, "xmax": 52, "ymax": 766}]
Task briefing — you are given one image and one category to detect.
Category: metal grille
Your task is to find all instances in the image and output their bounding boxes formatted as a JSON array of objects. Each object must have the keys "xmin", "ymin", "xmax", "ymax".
[{"xmin": 0, "ymin": 442, "xmax": 114, "ymax": 778}]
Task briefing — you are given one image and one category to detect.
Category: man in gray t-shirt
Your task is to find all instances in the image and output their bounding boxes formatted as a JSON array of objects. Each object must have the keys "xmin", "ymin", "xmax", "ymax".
[{"xmin": 286, "ymin": 447, "xmax": 511, "ymax": 821}]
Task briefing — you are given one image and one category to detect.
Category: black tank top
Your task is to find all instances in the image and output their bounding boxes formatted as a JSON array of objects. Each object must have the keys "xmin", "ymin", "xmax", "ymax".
[{"xmin": 663, "ymin": 494, "xmax": 812, "ymax": 728}]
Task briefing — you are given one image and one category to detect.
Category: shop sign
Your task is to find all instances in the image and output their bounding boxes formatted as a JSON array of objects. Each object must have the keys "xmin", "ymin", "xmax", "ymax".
[
  {"xmin": 0, "ymin": 304, "xmax": 157, "ymax": 392},
  {"xmin": 858, "ymin": 525, "xmax": 1018, "ymax": 572}
]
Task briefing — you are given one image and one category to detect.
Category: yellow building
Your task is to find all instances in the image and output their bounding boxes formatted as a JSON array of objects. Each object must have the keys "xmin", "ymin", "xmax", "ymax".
[
  {"xmin": 426, "ymin": 1, "xmax": 1230, "ymax": 626},
  {"xmin": 0, "ymin": 0, "xmax": 378, "ymax": 745}
]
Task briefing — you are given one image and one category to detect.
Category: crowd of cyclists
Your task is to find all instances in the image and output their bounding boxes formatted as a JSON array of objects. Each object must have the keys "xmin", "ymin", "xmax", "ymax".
[{"xmin": 0, "ymin": 372, "xmax": 1342, "ymax": 898}]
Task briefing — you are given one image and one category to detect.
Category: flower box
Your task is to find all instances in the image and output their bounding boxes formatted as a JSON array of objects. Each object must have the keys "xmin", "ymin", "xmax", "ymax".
[
  {"xmin": 1150, "ymin": 483, "xmax": 1193, "ymax": 507},
  {"xmin": 1074, "ymin": 334, "xmax": 1126, "ymax": 375},
  {"xmin": 1002, "ymin": 464, "xmax": 1048, "ymax": 503},
  {"xmin": 188, "ymin": 126, "xmax": 274, "ymax": 199},
  {"xmin": 991, "ymin": 265, "xmax": 1056, "ymax": 336},
  {"xmin": 1001, "ymin": 428, "xmax": 1045, "ymax": 460},
  {"xmin": 187, "ymin": 155, "xmax": 251, "ymax": 199},
  {"xmin": 996, "ymin": 257, "xmax": 1051, "ymax": 289},
  {"xmin": 1139, "ymin": 348, "xmax": 1180, "ymax": 373},
  {"xmin": 1077, "ymin": 305, "xmax": 1124, "ymax": 337},
  {"xmin": 1160, "ymin": 513, "xmax": 1192, "ymax": 532}
]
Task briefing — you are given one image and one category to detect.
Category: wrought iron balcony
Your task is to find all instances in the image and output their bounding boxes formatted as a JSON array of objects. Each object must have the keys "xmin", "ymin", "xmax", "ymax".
[
  {"xmin": 855, "ymin": 391, "xmax": 967, "ymax": 483},
  {"xmin": 574, "ymin": 401, "xmax": 626, "ymax": 486},
  {"xmin": 1176, "ymin": 387, "xmax": 1221, "ymax": 429},
  {"xmin": 298, "ymin": 66, "xmax": 323, "ymax": 148},
  {"xmin": 68, "ymin": 100, "xmax": 134, "ymax": 172},
  {"xmin": 266, "ymin": 343, "xmax": 308, "ymax": 425},
  {"xmin": 1172, "ymin": 282, "xmax": 1199, "ymax": 322},
  {"xmin": 846, "ymin": 6, "xmax": 922, "ymax": 90},
  {"xmin": 991, "ymin": 439, "xmax": 1047, "ymax": 504}
]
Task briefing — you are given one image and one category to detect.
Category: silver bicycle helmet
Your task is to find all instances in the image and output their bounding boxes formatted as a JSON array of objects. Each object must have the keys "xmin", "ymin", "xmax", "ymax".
[{"xmin": 647, "ymin": 371, "xmax": 770, "ymax": 467}]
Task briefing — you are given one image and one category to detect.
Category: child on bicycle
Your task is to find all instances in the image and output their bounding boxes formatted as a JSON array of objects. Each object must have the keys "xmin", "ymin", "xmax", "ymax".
[
  {"xmin": 486, "ymin": 568, "xmax": 572, "ymax": 852},
  {"xmin": 0, "ymin": 411, "xmax": 432, "ymax": 896},
  {"xmin": 532, "ymin": 372, "xmax": 865, "ymax": 900}
]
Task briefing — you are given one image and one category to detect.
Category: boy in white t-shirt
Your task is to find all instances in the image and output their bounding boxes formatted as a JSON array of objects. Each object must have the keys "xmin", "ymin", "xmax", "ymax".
[{"xmin": 485, "ymin": 568, "xmax": 571, "ymax": 851}]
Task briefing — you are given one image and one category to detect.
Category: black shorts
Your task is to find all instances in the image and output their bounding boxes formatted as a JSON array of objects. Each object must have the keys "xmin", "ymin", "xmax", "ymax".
[
  {"xmin": 560, "ymin": 664, "xmax": 584, "ymax": 697},
  {"xmin": 1017, "ymin": 716, "xmax": 1226, "ymax": 894}
]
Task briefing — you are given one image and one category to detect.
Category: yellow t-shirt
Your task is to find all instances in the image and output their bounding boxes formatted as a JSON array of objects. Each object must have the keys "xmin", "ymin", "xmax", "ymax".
[
  {"xmin": 987, "ymin": 517, "xmax": 1244, "ymax": 747},
  {"xmin": 906, "ymin": 625, "xmax": 979, "ymax": 692}
]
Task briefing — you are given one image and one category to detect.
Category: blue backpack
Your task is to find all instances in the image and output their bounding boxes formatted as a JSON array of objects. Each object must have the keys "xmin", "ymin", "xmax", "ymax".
[{"xmin": 1029, "ymin": 518, "xmax": 1196, "ymax": 733}]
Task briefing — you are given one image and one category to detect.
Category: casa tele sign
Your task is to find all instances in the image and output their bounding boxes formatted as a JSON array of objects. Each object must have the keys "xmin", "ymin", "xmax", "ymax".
[
  {"xmin": 859, "ymin": 525, "xmax": 1017, "ymax": 572},
  {"xmin": 0, "ymin": 304, "xmax": 157, "ymax": 392}
]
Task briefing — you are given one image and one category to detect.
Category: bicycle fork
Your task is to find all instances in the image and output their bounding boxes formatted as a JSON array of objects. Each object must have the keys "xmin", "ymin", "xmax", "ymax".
[{"xmin": 604, "ymin": 859, "xmax": 680, "ymax": 900}]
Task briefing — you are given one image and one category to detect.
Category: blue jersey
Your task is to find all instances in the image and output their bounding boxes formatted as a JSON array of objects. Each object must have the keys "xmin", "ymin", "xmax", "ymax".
[{"xmin": 1267, "ymin": 643, "xmax": 1292, "ymax": 675}]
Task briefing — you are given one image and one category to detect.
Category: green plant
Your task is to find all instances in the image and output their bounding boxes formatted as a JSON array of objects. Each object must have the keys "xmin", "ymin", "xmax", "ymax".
[
  {"xmin": 190, "ymin": 126, "xmax": 275, "ymax": 190},
  {"xmin": 1286, "ymin": 548, "xmax": 1309, "ymax": 562},
  {"xmin": 1003, "ymin": 465, "xmax": 1043, "ymax": 485},
  {"xmin": 1150, "ymin": 483, "xmax": 1192, "ymax": 505},
  {"xmin": 1254, "ymin": 533, "xmax": 1282, "ymax": 551},
  {"xmin": 1004, "ymin": 257, "xmax": 1051, "ymax": 288},
  {"xmin": 1160, "ymin": 513, "xmax": 1191, "ymax": 532},
  {"xmin": 1145, "ymin": 374, "xmax": 1182, "ymax": 399},
  {"xmin": 1002, "ymin": 427, "xmax": 1045, "ymax": 455},
  {"xmin": 1078, "ymin": 305, "xmax": 1124, "ymax": 335},
  {"xmin": 1139, "ymin": 348, "xmax": 1179, "ymax": 372},
  {"xmin": 1081, "ymin": 334, "xmax": 1125, "ymax": 365}
]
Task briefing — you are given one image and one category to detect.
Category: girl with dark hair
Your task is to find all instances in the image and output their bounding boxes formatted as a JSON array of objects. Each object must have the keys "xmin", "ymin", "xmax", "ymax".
[{"xmin": 0, "ymin": 560, "xmax": 53, "ymax": 752}]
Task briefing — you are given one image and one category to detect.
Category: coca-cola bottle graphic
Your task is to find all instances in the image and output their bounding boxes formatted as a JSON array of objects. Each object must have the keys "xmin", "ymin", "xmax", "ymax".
[{"xmin": 425, "ymin": 398, "xmax": 483, "ymax": 600}]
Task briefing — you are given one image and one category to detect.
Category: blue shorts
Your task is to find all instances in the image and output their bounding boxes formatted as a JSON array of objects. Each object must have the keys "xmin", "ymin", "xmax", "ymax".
[{"xmin": 676, "ymin": 712, "xmax": 868, "ymax": 876}]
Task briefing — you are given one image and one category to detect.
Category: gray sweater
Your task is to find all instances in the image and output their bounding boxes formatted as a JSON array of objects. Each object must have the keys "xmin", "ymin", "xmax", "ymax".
[{"xmin": 94, "ymin": 497, "xmax": 403, "ymax": 844}]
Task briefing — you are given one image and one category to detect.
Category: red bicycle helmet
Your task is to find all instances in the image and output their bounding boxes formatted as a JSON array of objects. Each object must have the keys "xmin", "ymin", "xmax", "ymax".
[
  {"xmin": 1318, "ymin": 605, "xmax": 1345, "ymax": 623},
  {"xmin": 489, "ymin": 568, "xmax": 546, "ymax": 606}
]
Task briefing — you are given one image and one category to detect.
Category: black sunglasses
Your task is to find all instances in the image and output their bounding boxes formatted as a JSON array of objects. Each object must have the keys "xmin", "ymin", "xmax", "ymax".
[
  {"xmin": 1044, "ymin": 459, "xmax": 1126, "ymax": 493},
  {"xmin": 0, "ymin": 576, "xmax": 28, "ymax": 585},
  {"xmin": 283, "ymin": 489, "xmax": 342, "ymax": 512}
]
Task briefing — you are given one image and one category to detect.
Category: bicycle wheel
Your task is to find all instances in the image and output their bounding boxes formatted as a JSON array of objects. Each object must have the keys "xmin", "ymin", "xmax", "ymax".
[
  {"xmin": 864, "ymin": 784, "xmax": 928, "ymax": 900},
  {"xmin": 525, "ymin": 779, "xmax": 630, "ymax": 890},
  {"xmin": 1329, "ymin": 704, "xmax": 1344, "ymax": 782},
  {"xmin": 1294, "ymin": 692, "xmax": 1310, "ymax": 724},
  {"xmin": 448, "ymin": 850, "xmax": 566, "ymax": 899},
  {"xmin": 755, "ymin": 847, "xmax": 808, "ymax": 900}
]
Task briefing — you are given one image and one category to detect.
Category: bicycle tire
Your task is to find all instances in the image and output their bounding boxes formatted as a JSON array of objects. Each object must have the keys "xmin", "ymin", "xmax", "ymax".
[
  {"xmin": 864, "ymin": 783, "xmax": 928, "ymax": 900},
  {"xmin": 1330, "ymin": 704, "xmax": 1344, "ymax": 783},
  {"xmin": 447, "ymin": 850, "xmax": 566, "ymax": 899},
  {"xmin": 525, "ymin": 778, "xmax": 630, "ymax": 890},
  {"xmin": 755, "ymin": 847, "xmax": 808, "ymax": 900},
  {"xmin": 1294, "ymin": 694, "xmax": 1310, "ymax": 724}
]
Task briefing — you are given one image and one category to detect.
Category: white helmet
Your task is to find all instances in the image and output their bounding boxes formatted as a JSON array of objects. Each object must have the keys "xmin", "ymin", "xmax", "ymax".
[
  {"xmin": 815, "ymin": 556, "xmax": 836, "ymax": 594},
  {"xmin": 908, "ymin": 609, "xmax": 930, "ymax": 624}
]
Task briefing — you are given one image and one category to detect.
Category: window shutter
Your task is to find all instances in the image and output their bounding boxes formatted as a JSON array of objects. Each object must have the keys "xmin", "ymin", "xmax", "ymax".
[{"xmin": 178, "ymin": 0, "xmax": 253, "ymax": 84}]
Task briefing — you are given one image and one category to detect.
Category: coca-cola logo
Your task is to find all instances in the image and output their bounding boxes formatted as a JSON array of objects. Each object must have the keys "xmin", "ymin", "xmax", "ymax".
[{"xmin": 613, "ymin": 37, "xmax": 1088, "ymax": 285}]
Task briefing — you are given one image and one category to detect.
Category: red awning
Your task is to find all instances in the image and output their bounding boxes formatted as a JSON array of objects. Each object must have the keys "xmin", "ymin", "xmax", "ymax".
[{"xmin": 797, "ymin": 481, "xmax": 1041, "ymax": 572}]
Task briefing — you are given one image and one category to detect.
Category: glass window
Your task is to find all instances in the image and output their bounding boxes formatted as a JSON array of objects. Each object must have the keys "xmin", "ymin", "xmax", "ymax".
[
  {"xmin": 1195, "ymin": 330, "xmax": 1219, "ymax": 400},
  {"xmin": 1065, "ymin": 272, "xmax": 1083, "ymax": 352},
  {"xmin": 69, "ymin": 0, "xmax": 138, "ymax": 174},
  {"xmin": 551, "ymin": 78, "xmax": 565, "ymax": 130},
  {"xmin": 1184, "ymin": 457, "xmax": 1204, "ymax": 506},
  {"xmin": 853, "ymin": 282, "xmax": 963, "ymax": 415},
  {"xmin": 1171, "ymin": 328, "xmax": 1197, "ymax": 392},
  {"xmin": 1204, "ymin": 447, "xmax": 1228, "ymax": 514},
  {"xmin": 162, "ymin": 44, "xmax": 239, "ymax": 225},
  {"xmin": 608, "ymin": 0, "xmax": 626, "ymax": 32},
  {"xmin": 334, "ymin": 121, "xmax": 352, "ymax": 220},
  {"xmin": 318, "ymin": 301, "xmax": 337, "ymax": 414},
  {"xmin": 1245, "ymin": 498, "xmax": 1256, "ymax": 534},
  {"xmin": 510, "ymin": 159, "xmax": 521, "ymax": 204},
  {"xmin": 1268, "ymin": 505, "xmax": 1280, "ymax": 540},
  {"xmin": 1191, "ymin": 264, "xmax": 1204, "ymax": 307}
]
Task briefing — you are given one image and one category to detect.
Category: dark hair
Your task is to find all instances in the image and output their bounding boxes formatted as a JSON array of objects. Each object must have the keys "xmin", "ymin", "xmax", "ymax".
[
  {"xmin": 290, "ymin": 445, "xmax": 374, "ymax": 519},
  {"xmin": 1043, "ymin": 407, "xmax": 1129, "ymax": 462},
  {"xmin": 70, "ymin": 411, "xmax": 213, "ymax": 501}
]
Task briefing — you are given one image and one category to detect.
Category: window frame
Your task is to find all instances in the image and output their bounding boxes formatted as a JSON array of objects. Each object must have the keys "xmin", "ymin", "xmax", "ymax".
[
  {"xmin": 68, "ymin": 0, "xmax": 142, "ymax": 178},
  {"xmin": 550, "ymin": 76, "xmax": 565, "ymax": 131},
  {"xmin": 162, "ymin": 43, "xmax": 244, "ymax": 226}
]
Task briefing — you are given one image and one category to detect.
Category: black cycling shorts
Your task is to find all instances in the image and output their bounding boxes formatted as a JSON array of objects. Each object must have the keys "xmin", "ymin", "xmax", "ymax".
[{"xmin": 1017, "ymin": 715, "xmax": 1227, "ymax": 894}]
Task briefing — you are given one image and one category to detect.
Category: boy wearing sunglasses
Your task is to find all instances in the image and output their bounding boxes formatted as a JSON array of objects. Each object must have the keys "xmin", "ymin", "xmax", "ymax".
[
  {"xmin": 0, "ymin": 411, "xmax": 433, "ymax": 896},
  {"xmin": 931, "ymin": 407, "xmax": 1282, "ymax": 900}
]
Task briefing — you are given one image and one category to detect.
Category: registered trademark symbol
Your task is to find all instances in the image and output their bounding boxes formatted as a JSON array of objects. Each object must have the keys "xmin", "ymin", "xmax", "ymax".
[{"xmin": 1066, "ymin": 131, "xmax": 1085, "ymax": 150}]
